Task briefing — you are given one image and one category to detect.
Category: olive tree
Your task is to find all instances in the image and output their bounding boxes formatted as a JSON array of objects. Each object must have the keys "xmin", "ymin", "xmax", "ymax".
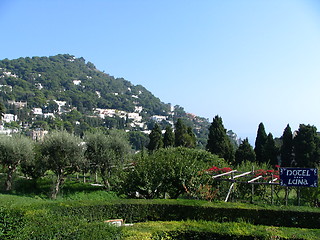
[
  {"xmin": 40, "ymin": 131, "xmax": 85, "ymax": 199},
  {"xmin": 85, "ymin": 130, "xmax": 132, "ymax": 190},
  {"xmin": 0, "ymin": 135, "xmax": 34, "ymax": 191}
]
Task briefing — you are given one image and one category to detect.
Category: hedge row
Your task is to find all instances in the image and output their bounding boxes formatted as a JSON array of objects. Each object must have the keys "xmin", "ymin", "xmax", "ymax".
[
  {"xmin": 1, "ymin": 197, "xmax": 320, "ymax": 239},
  {"xmin": 48, "ymin": 200, "xmax": 320, "ymax": 229}
]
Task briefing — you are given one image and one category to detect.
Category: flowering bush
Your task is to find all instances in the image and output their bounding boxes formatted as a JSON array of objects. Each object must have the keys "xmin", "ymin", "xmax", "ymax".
[
  {"xmin": 207, "ymin": 166, "xmax": 233, "ymax": 173},
  {"xmin": 254, "ymin": 169, "xmax": 279, "ymax": 181}
]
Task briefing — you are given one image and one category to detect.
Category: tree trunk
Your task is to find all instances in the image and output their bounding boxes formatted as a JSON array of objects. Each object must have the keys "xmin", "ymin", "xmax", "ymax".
[
  {"xmin": 101, "ymin": 169, "xmax": 110, "ymax": 190},
  {"xmin": 83, "ymin": 171, "xmax": 86, "ymax": 183},
  {"xmin": 51, "ymin": 174, "xmax": 64, "ymax": 199},
  {"xmin": 5, "ymin": 167, "xmax": 16, "ymax": 191},
  {"xmin": 94, "ymin": 171, "xmax": 98, "ymax": 183}
]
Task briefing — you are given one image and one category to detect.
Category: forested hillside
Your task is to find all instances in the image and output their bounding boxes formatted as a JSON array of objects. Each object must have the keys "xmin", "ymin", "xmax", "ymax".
[
  {"xmin": 0, "ymin": 54, "xmax": 169, "ymax": 114},
  {"xmin": 0, "ymin": 54, "xmax": 212, "ymax": 147}
]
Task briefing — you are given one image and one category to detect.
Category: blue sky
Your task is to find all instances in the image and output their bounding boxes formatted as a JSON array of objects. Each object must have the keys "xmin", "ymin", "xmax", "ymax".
[{"xmin": 1, "ymin": 0, "xmax": 320, "ymax": 144}]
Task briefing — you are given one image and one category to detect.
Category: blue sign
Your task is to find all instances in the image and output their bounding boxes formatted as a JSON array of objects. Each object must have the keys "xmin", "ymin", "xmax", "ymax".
[{"xmin": 280, "ymin": 168, "xmax": 318, "ymax": 187}]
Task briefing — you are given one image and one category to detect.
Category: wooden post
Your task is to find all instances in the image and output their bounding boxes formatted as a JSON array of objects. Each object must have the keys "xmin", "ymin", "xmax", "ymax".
[
  {"xmin": 285, "ymin": 187, "xmax": 289, "ymax": 206},
  {"xmin": 271, "ymin": 173, "xmax": 274, "ymax": 205},
  {"xmin": 297, "ymin": 187, "xmax": 301, "ymax": 206},
  {"xmin": 251, "ymin": 184, "xmax": 254, "ymax": 204}
]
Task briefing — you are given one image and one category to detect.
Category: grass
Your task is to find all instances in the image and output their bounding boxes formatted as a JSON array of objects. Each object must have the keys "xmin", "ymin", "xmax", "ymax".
[{"xmin": 123, "ymin": 220, "xmax": 320, "ymax": 240}]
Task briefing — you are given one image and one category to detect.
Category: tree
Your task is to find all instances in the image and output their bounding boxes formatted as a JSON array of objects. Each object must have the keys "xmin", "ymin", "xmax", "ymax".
[
  {"xmin": 0, "ymin": 135, "xmax": 34, "ymax": 191},
  {"xmin": 185, "ymin": 126, "xmax": 197, "ymax": 148},
  {"xmin": 235, "ymin": 138, "xmax": 256, "ymax": 166},
  {"xmin": 124, "ymin": 147, "xmax": 226, "ymax": 199},
  {"xmin": 264, "ymin": 133, "xmax": 278, "ymax": 166},
  {"xmin": 293, "ymin": 124, "xmax": 320, "ymax": 167},
  {"xmin": 40, "ymin": 131, "xmax": 85, "ymax": 199},
  {"xmin": 147, "ymin": 123, "xmax": 163, "ymax": 151},
  {"xmin": 254, "ymin": 122, "xmax": 267, "ymax": 164},
  {"xmin": 163, "ymin": 125, "xmax": 174, "ymax": 148},
  {"xmin": 174, "ymin": 119, "xmax": 196, "ymax": 148},
  {"xmin": 85, "ymin": 130, "xmax": 132, "ymax": 190},
  {"xmin": 0, "ymin": 102, "xmax": 5, "ymax": 120},
  {"xmin": 206, "ymin": 115, "xmax": 234, "ymax": 163},
  {"xmin": 174, "ymin": 118, "xmax": 187, "ymax": 147},
  {"xmin": 128, "ymin": 131, "xmax": 149, "ymax": 151},
  {"xmin": 20, "ymin": 142, "xmax": 46, "ymax": 180},
  {"xmin": 280, "ymin": 124, "xmax": 293, "ymax": 167}
]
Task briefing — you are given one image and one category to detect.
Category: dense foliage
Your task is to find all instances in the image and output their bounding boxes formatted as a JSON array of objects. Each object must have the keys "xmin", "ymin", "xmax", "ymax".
[
  {"xmin": 0, "ymin": 135, "xmax": 34, "ymax": 191},
  {"xmin": 40, "ymin": 131, "xmax": 85, "ymax": 199},
  {"xmin": 206, "ymin": 115, "xmax": 234, "ymax": 163},
  {"xmin": 123, "ymin": 147, "xmax": 226, "ymax": 199}
]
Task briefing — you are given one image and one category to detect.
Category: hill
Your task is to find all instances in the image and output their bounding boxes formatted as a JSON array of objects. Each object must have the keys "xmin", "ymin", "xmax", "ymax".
[{"xmin": 0, "ymin": 54, "xmax": 213, "ymax": 147}]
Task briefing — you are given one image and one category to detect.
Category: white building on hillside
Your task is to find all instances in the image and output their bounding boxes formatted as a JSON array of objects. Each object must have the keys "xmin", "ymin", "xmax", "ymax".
[
  {"xmin": 128, "ymin": 112, "xmax": 142, "ymax": 122},
  {"xmin": 150, "ymin": 115, "xmax": 167, "ymax": 122},
  {"xmin": 32, "ymin": 108, "xmax": 43, "ymax": 115},
  {"xmin": 2, "ymin": 114, "xmax": 17, "ymax": 123}
]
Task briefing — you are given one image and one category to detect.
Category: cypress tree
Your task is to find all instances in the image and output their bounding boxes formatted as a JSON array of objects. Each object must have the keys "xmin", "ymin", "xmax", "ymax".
[
  {"xmin": 147, "ymin": 123, "xmax": 163, "ymax": 151},
  {"xmin": 264, "ymin": 133, "xmax": 278, "ymax": 166},
  {"xmin": 235, "ymin": 138, "xmax": 256, "ymax": 166},
  {"xmin": 254, "ymin": 122, "xmax": 267, "ymax": 164},
  {"xmin": 174, "ymin": 118, "xmax": 187, "ymax": 147},
  {"xmin": 184, "ymin": 126, "xmax": 197, "ymax": 148},
  {"xmin": 280, "ymin": 124, "xmax": 293, "ymax": 167},
  {"xmin": 163, "ymin": 125, "xmax": 175, "ymax": 148},
  {"xmin": 206, "ymin": 115, "xmax": 234, "ymax": 163},
  {"xmin": 293, "ymin": 124, "xmax": 320, "ymax": 167}
]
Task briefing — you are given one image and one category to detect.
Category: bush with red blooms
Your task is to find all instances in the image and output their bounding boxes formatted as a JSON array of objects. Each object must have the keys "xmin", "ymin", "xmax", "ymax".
[
  {"xmin": 207, "ymin": 165, "xmax": 280, "ymax": 182},
  {"xmin": 254, "ymin": 168, "xmax": 279, "ymax": 181},
  {"xmin": 207, "ymin": 166, "xmax": 233, "ymax": 173}
]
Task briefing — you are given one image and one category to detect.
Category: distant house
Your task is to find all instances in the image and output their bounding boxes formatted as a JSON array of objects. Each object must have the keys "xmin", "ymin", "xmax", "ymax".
[
  {"xmin": 134, "ymin": 106, "xmax": 143, "ymax": 113},
  {"xmin": 35, "ymin": 83, "xmax": 43, "ymax": 90},
  {"xmin": 53, "ymin": 100, "xmax": 67, "ymax": 113},
  {"xmin": 7, "ymin": 100, "xmax": 27, "ymax": 109},
  {"xmin": 2, "ymin": 114, "xmax": 17, "ymax": 123},
  {"xmin": 2, "ymin": 71, "xmax": 18, "ymax": 78},
  {"xmin": 73, "ymin": 80, "xmax": 81, "ymax": 86},
  {"xmin": 0, "ymin": 125, "xmax": 19, "ymax": 135},
  {"xmin": 43, "ymin": 113, "xmax": 55, "ymax": 118},
  {"xmin": 150, "ymin": 115, "xmax": 167, "ymax": 122},
  {"xmin": 95, "ymin": 108, "xmax": 116, "ymax": 118},
  {"xmin": 29, "ymin": 129, "xmax": 48, "ymax": 141},
  {"xmin": 128, "ymin": 112, "xmax": 142, "ymax": 122},
  {"xmin": 32, "ymin": 108, "xmax": 43, "ymax": 115}
]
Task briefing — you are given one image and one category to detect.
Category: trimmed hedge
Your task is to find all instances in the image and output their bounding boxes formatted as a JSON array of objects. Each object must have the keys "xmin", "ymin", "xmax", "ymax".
[
  {"xmin": 1, "ymin": 196, "xmax": 320, "ymax": 239},
  {"xmin": 0, "ymin": 207, "xmax": 24, "ymax": 239},
  {"xmin": 48, "ymin": 200, "xmax": 320, "ymax": 229}
]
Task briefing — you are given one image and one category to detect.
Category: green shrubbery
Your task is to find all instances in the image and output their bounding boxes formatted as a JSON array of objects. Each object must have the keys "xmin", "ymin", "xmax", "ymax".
[
  {"xmin": 1, "ymin": 195, "xmax": 320, "ymax": 239},
  {"xmin": 123, "ymin": 147, "xmax": 226, "ymax": 199}
]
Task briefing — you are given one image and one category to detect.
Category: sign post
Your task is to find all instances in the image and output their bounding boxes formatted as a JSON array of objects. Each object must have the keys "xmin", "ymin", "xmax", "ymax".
[
  {"xmin": 280, "ymin": 168, "xmax": 318, "ymax": 205},
  {"xmin": 280, "ymin": 168, "xmax": 318, "ymax": 187}
]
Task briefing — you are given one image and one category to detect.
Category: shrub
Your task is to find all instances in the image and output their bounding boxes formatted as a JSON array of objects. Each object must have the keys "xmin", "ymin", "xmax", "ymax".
[{"xmin": 123, "ymin": 147, "xmax": 226, "ymax": 199}]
